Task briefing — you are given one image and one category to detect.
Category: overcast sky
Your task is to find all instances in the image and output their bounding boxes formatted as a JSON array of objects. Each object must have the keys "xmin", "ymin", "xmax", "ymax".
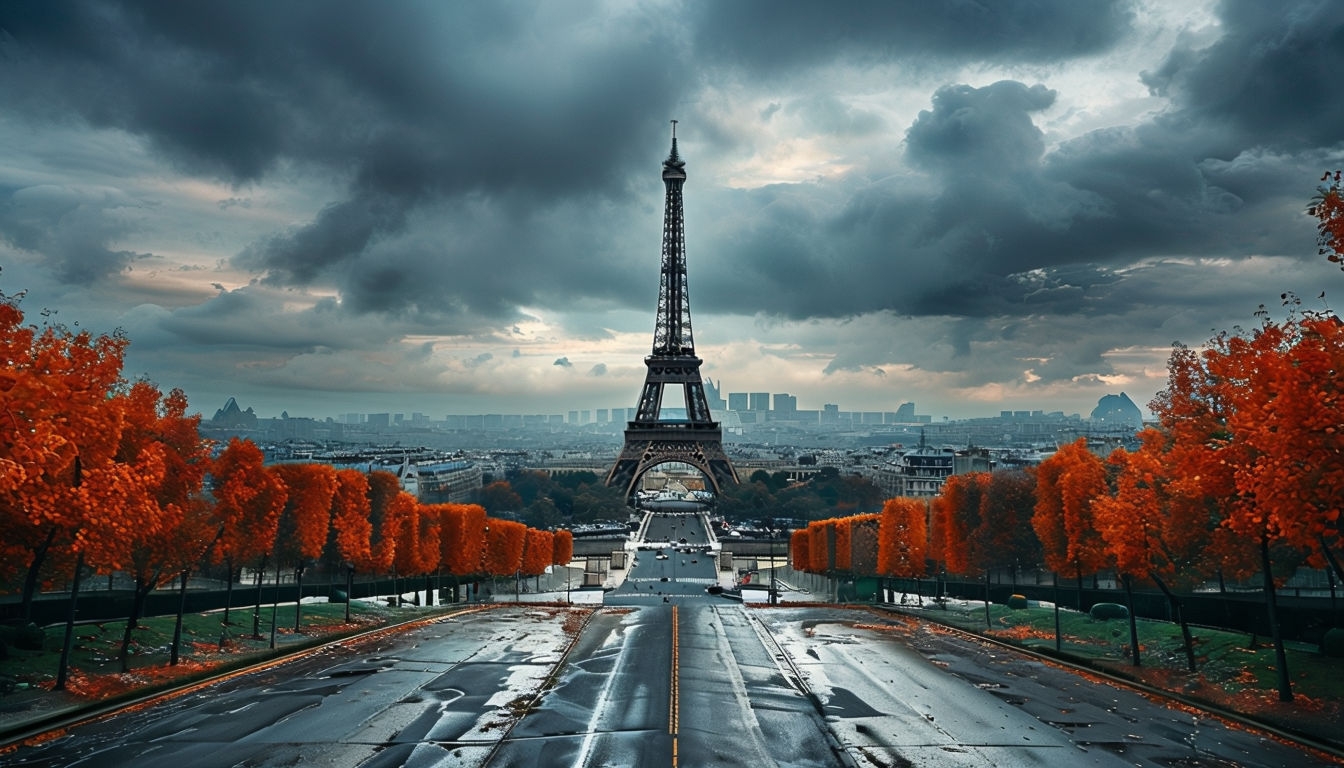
[{"xmin": 2, "ymin": 0, "xmax": 1342, "ymax": 423}]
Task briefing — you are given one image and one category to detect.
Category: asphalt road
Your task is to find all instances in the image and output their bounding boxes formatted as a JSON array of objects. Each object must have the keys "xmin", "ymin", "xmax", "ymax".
[{"xmin": 7, "ymin": 513, "xmax": 1338, "ymax": 767}]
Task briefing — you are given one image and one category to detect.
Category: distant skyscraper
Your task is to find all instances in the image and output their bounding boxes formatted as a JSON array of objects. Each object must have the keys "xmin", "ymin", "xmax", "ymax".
[
  {"xmin": 728, "ymin": 392, "xmax": 748, "ymax": 412},
  {"xmin": 749, "ymin": 392, "xmax": 770, "ymax": 411},
  {"xmin": 773, "ymin": 393, "xmax": 797, "ymax": 414},
  {"xmin": 703, "ymin": 377, "xmax": 727, "ymax": 411}
]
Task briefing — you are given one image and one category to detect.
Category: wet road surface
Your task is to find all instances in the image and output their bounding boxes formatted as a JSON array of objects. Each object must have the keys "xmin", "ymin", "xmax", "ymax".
[{"xmin": 7, "ymin": 514, "xmax": 1337, "ymax": 767}]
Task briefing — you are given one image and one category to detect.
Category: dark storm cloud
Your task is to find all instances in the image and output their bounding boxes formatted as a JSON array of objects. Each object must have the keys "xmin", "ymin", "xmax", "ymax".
[
  {"xmin": 904, "ymin": 82, "xmax": 1057, "ymax": 174},
  {"xmin": 689, "ymin": 0, "xmax": 1135, "ymax": 70},
  {"xmin": 1142, "ymin": 0, "xmax": 1344, "ymax": 151},
  {"xmin": 0, "ymin": 184, "xmax": 144, "ymax": 284},
  {"xmin": 5, "ymin": 0, "xmax": 1342, "ymax": 412},
  {"xmin": 0, "ymin": 0, "xmax": 681, "ymax": 313},
  {"xmin": 697, "ymin": 0, "xmax": 1338, "ymax": 331}
]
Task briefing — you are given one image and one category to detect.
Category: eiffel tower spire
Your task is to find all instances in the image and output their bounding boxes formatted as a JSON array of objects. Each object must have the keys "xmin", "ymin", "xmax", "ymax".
[{"xmin": 605, "ymin": 124, "xmax": 738, "ymax": 499}]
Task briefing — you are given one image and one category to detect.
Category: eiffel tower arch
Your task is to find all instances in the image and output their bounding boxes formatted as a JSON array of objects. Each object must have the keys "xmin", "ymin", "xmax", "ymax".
[{"xmin": 606, "ymin": 124, "xmax": 739, "ymax": 500}]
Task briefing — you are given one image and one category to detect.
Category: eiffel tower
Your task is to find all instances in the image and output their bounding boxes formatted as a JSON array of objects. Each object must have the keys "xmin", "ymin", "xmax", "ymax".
[{"xmin": 606, "ymin": 123, "xmax": 739, "ymax": 499}]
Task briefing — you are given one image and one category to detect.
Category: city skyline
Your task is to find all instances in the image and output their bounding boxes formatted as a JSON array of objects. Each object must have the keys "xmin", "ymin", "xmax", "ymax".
[{"xmin": 3, "ymin": 2, "xmax": 1342, "ymax": 423}]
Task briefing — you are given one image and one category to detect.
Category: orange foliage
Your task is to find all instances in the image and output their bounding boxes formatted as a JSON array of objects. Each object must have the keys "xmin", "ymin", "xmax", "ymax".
[
  {"xmin": 1032, "ymin": 438, "xmax": 1109, "ymax": 580},
  {"xmin": 936, "ymin": 473, "xmax": 984, "ymax": 575},
  {"xmin": 387, "ymin": 491, "xmax": 426, "ymax": 575},
  {"xmin": 330, "ymin": 469, "xmax": 373, "ymax": 567},
  {"xmin": 848, "ymin": 514, "xmax": 881, "ymax": 575},
  {"xmin": 0, "ymin": 294, "xmax": 129, "ymax": 591},
  {"xmin": 482, "ymin": 518, "xmax": 527, "ymax": 576},
  {"xmin": 806, "ymin": 520, "xmax": 834, "ymax": 573},
  {"xmin": 1204, "ymin": 313, "xmax": 1344, "ymax": 567},
  {"xmin": 1310, "ymin": 170, "xmax": 1344, "ymax": 270},
  {"xmin": 271, "ymin": 463, "xmax": 338, "ymax": 565},
  {"xmin": 834, "ymin": 517, "xmax": 853, "ymax": 572},
  {"xmin": 211, "ymin": 439, "xmax": 287, "ymax": 570},
  {"xmin": 878, "ymin": 497, "xmax": 927, "ymax": 577},
  {"xmin": 521, "ymin": 528, "xmax": 554, "ymax": 576},
  {"xmin": 438, "ymin": 503, "xmax": 487, "ymax": 576},
  {"xmin": 790, "ymin": 528, "xmax": 810, "ymax": 571},
  {"xmin": 364, "ymin": 471, "xmax": 401, "ymax": 573},
  {"xmin": 551, "ymin": 529, "xmax": 573, "ymax": 567}
]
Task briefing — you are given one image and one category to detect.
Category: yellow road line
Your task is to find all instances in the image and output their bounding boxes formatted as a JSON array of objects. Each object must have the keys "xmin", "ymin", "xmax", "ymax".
[{"xmin": 670, "ymin": 604, "xmax": 680, "ymax": 766}]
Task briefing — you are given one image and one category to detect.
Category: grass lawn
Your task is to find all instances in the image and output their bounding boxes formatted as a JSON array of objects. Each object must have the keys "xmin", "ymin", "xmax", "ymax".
[{"xmin": 906, "ymin": 598, "xmax": 1344, "ymax": 749}]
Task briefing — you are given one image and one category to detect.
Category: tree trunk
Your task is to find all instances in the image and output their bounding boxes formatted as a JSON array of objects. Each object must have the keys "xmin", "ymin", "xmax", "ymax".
[
  {"xmin": 20, "ymin": 527, "xmax": 57, "ymax": 622},
  {"xmin": 1122, "ymin": 573, "xmax": 1140, "ymax": 667},
  {"xmin": 252, "ymin": 555, "xmax": 266, "ymax": 637},
  {"xmin": 983, "ymin": 569, "xmax": 992, "ymax": 629},
  {"xmin": 345, "ymin": 566, "xmax": 354, "ymax": 623},
  {"xmin": 222, "ymin": 556, "xmax": 235, "ymax": 625},
  {"xmin": 1150, "ymin": 571, "xmax": 1196, "ymax": 672},
  {"xmin": 293, "ymin": 566, "xmax": 305, "ymax": 632},
  {"xmin": 269, "ymin": 557, "xmax": 281, "ymax": 649},
  {"xmin": 55, "ymin": 551, "xmax": 84, "ymax": 691},
  {"xmin": 1321, "ymin": 536, "xmax": 1344, "ymax": 584},
  {"xmin": 171, "ymin": 569, "xmax": 189, "ymax": 666},
  {"xmin": 1259, "ymin": 535, "xmax": 1294, "ymax": 702},
  {"xmin": 119, "ymin": 576, "xmax": 156, "ymax": 673},
  {"xmin": 1053, "ymin": 571, "xmax": 1061, "ymax": 653},
  {"xmin": 1075, "ymin": 568, "xmax": 1085, "ymax": 612}
]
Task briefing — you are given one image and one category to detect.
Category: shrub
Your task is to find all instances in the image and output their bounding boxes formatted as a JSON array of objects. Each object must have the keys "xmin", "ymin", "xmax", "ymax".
[
  {"xmin": 1322, "ymin": 628, "xmax": 1344, "ymax": 658},
  {"xmin": 1007, "ymin": 594, "xmax": 1028, "ymax": 609},
  {"xmin": 0, "ymin": 622, "xmax": 45, "ymax": 651},
  {"xmin": 1088, "ymin": 602, "xmax": 1129, "ymax": 621}
]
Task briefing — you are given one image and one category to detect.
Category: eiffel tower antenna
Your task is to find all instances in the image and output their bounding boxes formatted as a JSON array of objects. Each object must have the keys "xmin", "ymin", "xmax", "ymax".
[{"xmin": 605, "ymin": 126, "xmax": 739, "ymax": 499}]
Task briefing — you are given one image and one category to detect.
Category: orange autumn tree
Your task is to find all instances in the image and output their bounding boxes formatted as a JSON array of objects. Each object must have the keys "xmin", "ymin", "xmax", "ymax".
[
  {"xmin": 790, "ymin": 529, "xmax": 810, "ymax": 572},
  {"xmin": 833, "ymin": 517, "xmax": 854, "ymax": 574},
  {"xmin": 975, "ymin": 471, "xmax": 1041, "ymax": 581},
  {"xmin": 1233, "ymin": 311, "xmax": 1344, "ymax": 581},
  {"xmin": 1096, "ymin": 423, "xmax": 1228, "ymax": 672},
  {"xmin": 271, "ymin": 463, "xmax": 338, "ymax": 629},
  {"xmin": 329, "ymin": 469, "xmax": 373, "ymax": 572},
  {"xmin": 1202, "ymin": 309, "xmax": 1344, "ymax": 702},
  {"xmin": 0, "ymin": 292, "xmax": 129, "ymax": 620},
  {"xmin": 806, "ymin": 520, "xmax": 835, "ymax": 574},
  {"xmin": 271, "ymin": 463, "xmax": 338, "ymax": 572},
  {"xmin": 849, "ymin": 514, "xmax": 881, "ymax": 576},
  {"xmin": 934, "ymin": 472, "xmax": 985, "ymax": 576},
  {"xmin": 83, "ymin": 381, "xmax": 212, "ymax": 671},
  {"xmin": 1031, "ymin": 438, "xmax": 1110, "ymax": 608},
  {"xmin": 1309, "ymin": 170, "xmax": 1344, "ymax": 270},
  {"xmin": 79, "ymin": 414, "xmax": 172, "ymax": 673},
  {"xmin": 1147, "ymin": 342, "xmax": 1253, "ymax": 587},
  {"xmin": 482, "ymin": 518, "xmax": 527, "ymax": 578},
  {"xmin": 387, "ymin": 490, "xmax": 423, "ymax": 577},
  {"xmin": 364, "ymin": 470, "xmax": 402, "ymax": 574},
  {"xmin": 878, "ymin": 497, "xmax": 927, "ymax": 578},
  {"xmin": 211, "ymin": 438, "xmax": 287, "ymax": 632},
  {"xmin": 551, "ymin": 529, "xmax": 573, "ymax": 568},
  {"xmin": 328, "ymin": 468, "xmax": 372, "ymax": 618},
  {"xmin": 521, "ymin": 528, "xmax": 554, "ymax": 577},
  {"xmin": 439, "ymin": 503, "xmax": 488, "ymax": 581}
]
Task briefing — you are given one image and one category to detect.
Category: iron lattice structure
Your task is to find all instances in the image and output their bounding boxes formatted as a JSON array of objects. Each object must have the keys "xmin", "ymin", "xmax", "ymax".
[{"xmin": 606, "ymin": 127, "xmax": 739, "ymax": 499}]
